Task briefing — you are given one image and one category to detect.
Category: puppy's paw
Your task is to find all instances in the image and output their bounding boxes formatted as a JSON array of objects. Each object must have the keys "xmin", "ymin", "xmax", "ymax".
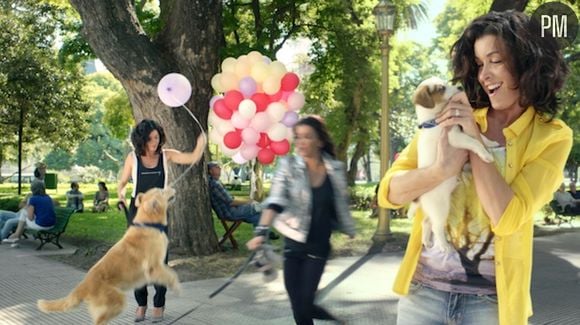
[{"xmin": 433, "ymin": 241, "xmax": 454, "ymax": 254}]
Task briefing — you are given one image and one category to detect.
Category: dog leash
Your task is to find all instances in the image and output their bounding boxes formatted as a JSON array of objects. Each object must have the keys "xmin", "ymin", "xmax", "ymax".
[
  {"xmin": 315, "ymin": 240, "xmax": 386, "ymax": 302},
  {"xmin": 208, "ymin": 250, "xmax": 257, "ymax": 298}
]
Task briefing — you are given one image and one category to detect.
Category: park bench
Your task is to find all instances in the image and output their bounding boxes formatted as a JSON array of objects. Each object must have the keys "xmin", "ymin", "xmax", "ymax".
[
  {"xmin": 549, "ymin": 200, "xmax": 577, "ymax": 227},
  {"xmin": 212, "ymin": 208, "xmax": 242, "ymax": 250},
  {"xmin": 24, "ymin": 207, "xmax": 75, "ymax": 250}
]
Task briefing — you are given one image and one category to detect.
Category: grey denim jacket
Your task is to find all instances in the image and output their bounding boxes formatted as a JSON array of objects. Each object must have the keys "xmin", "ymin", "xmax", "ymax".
[{"xmin": 265, "ymin": 153, "xmax": 356, "ymax": 242}]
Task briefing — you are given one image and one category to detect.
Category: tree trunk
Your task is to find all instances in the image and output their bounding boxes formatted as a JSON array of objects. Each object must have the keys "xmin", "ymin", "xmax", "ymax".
[
  {"xmin": 490, "ymin": 0, "xmax": 529, "ymax": 12},
  {"xmin": 69, "ymin": 0, "xmax": 222, "ymax": 255},
  {"xmin": 346, "ymin": 139, "xmax": 366, "ymax": 186},
  {"xmin": 251, "ymin": 160, "xmax": 265, "ymax": 202}
]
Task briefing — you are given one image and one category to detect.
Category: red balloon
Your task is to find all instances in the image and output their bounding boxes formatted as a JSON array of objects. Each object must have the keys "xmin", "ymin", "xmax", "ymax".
[
  {"xmin": 269, "ymin": 90, "xmax": 284, "ymax": 102},
  {"xmin": 281, "ymin": 72, "xmax": 300, "ymax": 91},
  {"xmin": 257, "ymin": 133, "xmax": 271, "ymax": 148},
  {"xmin": 223, "ymin": 131, "xmax": 242, "ymax": 149},
  {"xmin": 251, "ymin": 93, "xmax": 270, "ymax": 112},
  {"xmin": 257, "ymin": 148, "xmax": 275, "ymax": 165},
  {"xmin": 224, "ymin": 90, "xmax": 244, "ymax": 111},
  {"xmin": 213, "ymin": 99, "xmax": 233, "ymax": 119},
  {"xmin": 270, "ymin": 139, "xmax": 290, "ymax": 155}
]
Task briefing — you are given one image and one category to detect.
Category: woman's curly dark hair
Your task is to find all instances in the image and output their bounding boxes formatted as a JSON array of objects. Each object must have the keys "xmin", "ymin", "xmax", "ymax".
[
  {"xmin": 451, "ymin": 10, "xmax": 569, "ymax": 118},
  {"xmin": 131, "ymin": 119, "xmax": 166, "ymax": 156},
  {"xmin": 294, "ymin": 116, "xmax": 337, "ymax": 158}
]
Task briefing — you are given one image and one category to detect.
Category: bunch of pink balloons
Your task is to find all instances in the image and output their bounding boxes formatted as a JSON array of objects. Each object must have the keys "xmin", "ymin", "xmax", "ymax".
[{"xmin": 208, "ymin": 51, "xmax": 304, "ymax": 165}]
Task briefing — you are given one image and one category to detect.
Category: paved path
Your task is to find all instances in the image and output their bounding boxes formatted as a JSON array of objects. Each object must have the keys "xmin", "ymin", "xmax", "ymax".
[{"xmin": 0, "ymin": 226, "xmax": 578, "ymax": 324}]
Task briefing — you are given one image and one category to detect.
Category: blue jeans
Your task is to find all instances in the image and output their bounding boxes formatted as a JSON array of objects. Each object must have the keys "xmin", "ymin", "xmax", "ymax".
[
  {"xmin": 0, "ymin": 211, "xmax": 19, "ymax": 240},
  {"xmin": 397, "ymin": 282, "xmax": 498, "ymax": 325},
  {"xmin": 229, "ymin": 204, "xmax": 260, "ymax": 227}
]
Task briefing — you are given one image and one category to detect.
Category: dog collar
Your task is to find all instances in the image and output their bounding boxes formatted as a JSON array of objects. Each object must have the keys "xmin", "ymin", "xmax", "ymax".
[
  {"xmin": 132, "ymin": 222, "xmax": 167, "ymax": 233},
  {"xmin": 418, "ymin": 119, "xmax": 438, "ymax": 129}
]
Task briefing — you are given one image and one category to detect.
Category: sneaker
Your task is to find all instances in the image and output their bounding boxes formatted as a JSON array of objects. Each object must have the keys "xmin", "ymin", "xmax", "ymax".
[
  {"xmin": 10, "ymin": 243, "xmax": 19, "ymax": 248},
  {"xmin": 2, "ymin": 238, "xmax": 18, "ymax": 244}
]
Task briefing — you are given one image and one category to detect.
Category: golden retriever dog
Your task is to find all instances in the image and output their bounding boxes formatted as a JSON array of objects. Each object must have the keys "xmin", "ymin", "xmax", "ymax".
[
  {"xmin": 409, "ymin": 77, "xmax": 493, "ymax": 252},
  {"xmin": 38, "ymin": 187, "xmax": 181, "ymax": 325}
]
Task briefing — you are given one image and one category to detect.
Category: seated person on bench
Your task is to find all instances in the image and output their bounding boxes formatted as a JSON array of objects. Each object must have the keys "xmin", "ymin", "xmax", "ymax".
[
  {"xmin": 2, "ymin": 181, "xmax": 56, "ymax": 245},
  {"xmin": 208, "ymin": 161, "xmax": 278, "ymax": 240},
  {"xmin": 554, "ymin": 183, "xmax": 580, "ymax": 214}
]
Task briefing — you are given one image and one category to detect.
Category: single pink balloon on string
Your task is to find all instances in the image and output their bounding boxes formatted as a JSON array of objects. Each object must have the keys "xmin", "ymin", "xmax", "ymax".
[{"xmin": 157, "ymin": 73, "xmax": 192, "ymax": 107}]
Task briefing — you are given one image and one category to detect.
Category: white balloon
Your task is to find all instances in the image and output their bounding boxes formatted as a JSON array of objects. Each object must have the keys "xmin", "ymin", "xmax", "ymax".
[
  {"xmin": 240, "ymin": 144, "xmax": 260, "ymax": 160},
  {"xmin": 269, "ymin": 61, "xmax": 288, "ymax": 79},
  {"xmin": 220, "ymin": 142, "xmax": 239, "ymax": 157},
  {"xmin": 267, "ymin": 123, "xmax": 288, "ymax": 141},
  {"xmin": 238, "ymin": 99, "xmax": 257, "ymax": 119},
  {"xmin": 232, "ymin": 151, "xmax": 249, "ymax": 164},
  {"xmin": 216, "ymin": 120, "xmax": 235, "ymax": 135},
  {"xmin": 266, "ymin": 102, "xmax": 287, "ymax": 122},
  {"xmin": 209, "ymin": 127, "xmax": 223, "ymax": 145},
  {"xmin": 287, "ymin": 92, "xmax": 305, "ymax": 111}
]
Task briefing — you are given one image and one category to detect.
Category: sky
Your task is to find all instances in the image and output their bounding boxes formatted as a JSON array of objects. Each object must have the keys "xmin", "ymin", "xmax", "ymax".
[{"xmin": 276, "ymin": 0, "xmax": 448, "ymax": 71}]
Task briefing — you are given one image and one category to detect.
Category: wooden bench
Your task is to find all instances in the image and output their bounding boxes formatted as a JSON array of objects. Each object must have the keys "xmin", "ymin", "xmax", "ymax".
[
  {"xmin": 25, "ymin": 207, "xmax": 75, "ymax": 250},
  {"xmin": 212, "ymin": 209, "xmax": 243, "ymax": 250},
  {"xmin": 549, "ymin": 200, "xmax": 577, "ymax": 227}
]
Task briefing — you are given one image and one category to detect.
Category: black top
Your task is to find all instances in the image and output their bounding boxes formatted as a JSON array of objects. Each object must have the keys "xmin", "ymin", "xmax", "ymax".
[
  {"xmin": 285, "ymin": 175, "xmax": 337, "ymax": 259},
  {"xmin": 127, "ymin": 153, "xmax": 166, "ymax": 228}
]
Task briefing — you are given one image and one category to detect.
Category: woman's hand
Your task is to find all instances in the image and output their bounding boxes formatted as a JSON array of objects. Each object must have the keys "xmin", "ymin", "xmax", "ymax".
[
  {"xmin": 246, "ymin": 236, "xmax": 265, "ymax": 251},
  {"xmin": 434, "ymin": 127, "xmax": 469, "ymax": 179},
  {"xmin": 436, "ymin": 92, "xmax": 481, "ymax": 138}
]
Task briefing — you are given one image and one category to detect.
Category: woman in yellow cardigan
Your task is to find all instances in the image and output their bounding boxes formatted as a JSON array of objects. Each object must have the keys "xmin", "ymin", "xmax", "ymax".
[{"xmin": 379, "ymin": 11, "xmax": 572, "ymax": 325}]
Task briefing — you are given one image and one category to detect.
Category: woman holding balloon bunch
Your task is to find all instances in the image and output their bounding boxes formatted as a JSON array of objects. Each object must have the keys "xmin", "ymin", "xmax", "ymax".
[{"xmin": 247, "ymin": 116, "xmax": 356, "ymax": 325}]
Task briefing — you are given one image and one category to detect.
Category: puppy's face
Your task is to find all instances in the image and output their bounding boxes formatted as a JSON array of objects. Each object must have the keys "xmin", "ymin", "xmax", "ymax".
[
  {"xmin": 134, "ymin": 187, "xmax": 176, "ymax": 224},
  {"xmin": 412, "ymin": 77, "xmax": 461, "ymax": 113}
]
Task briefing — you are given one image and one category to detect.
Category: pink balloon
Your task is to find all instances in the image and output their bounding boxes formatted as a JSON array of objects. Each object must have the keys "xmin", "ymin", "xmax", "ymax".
[
  {"xmin": 280, "ymin": 72, "xmax": 300, "ymax": 92},
  {"xmin": 232, "ymin": 152, "xmax": 248, "ymax": 164},
  {"xmin": 270, "ymin": 139, "xmax": 290, "ymax": 155},
  {"xmin": 231, "ymin": 111, "xmax": 251, "ymax": 129},
  {"xmin": 213, "ymin": 99, "xmax": 233, "ymax": 119},
  {"xmin": 281, "ymin": 111, "xmax": 299, "ymax": 127},
  {"xmin": 251, "ymin": 93, "xmax": 270, "ymax": 112},
  {"xmin": 287, "ymin": 92, "xmax": 305, "ymax": 111},
  {"xmin": 257, "ymin": 133, "xmax": 271, "ymax": 148},
  {"xmin": 250, "ymin": 112, "xmax": 272, "ymax": 132},
  {"xmin": 240, "ymin": 144, "xmax": 260, "ymax": 160},
  {"xmin": 239, "ymin": 77, "xmax": 257, "ymax": 98},
  {"xmin": 157, "ymin": 73, "xmax": 192, "ymax": 107},
  {"xmin": 209, "ymin": 95, "xmax": 223, "ymax": 108},
  {"xmin": 242, "ymin": 128, "xmax": 259, "ymax": 144},
  {"xmin": 224, "ymin": 90, "xmax": 244, "ymax": 111},
  {"xmin": 269, "ymin": 90, "xmax": 284, "ymax": 102},
  {"xmin": 224, "ymin": 131, "xmax": 242, "ymax": 149},
  {"xmin": 257, "ymin": 148, "xmax": 275, "ymax": 165}
]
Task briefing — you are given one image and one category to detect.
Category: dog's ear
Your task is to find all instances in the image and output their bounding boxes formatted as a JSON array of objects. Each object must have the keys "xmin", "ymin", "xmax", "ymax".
[
  {"xmin": 135, "ymin": 193, "xmax": 144, "ymax": 208},
  {"xmin": 413, "ymin": 84, "xmax": 435, "ymax": 108}
]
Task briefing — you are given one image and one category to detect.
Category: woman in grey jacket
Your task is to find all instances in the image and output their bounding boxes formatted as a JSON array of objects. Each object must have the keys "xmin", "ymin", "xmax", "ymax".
[{"xmin": 248, "ymin": 116, "xmax": 355, "ymax": 325}]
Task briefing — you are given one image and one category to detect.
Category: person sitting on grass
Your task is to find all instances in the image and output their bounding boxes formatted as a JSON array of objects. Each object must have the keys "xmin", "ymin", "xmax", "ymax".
[
  {"xmin": 208, "ymin": 161, "xmax": 278, "ymax": 240},
  {"xmin": 2, "ymin": 181, "xmax": 56, "ymax": 245},
  {"xmin": 92, "ymin": 181, "xmax": 109, "ymax": 212},
  {"xmin": 66, "ymin": 181, "xmax": 84, "ymax": 213}
]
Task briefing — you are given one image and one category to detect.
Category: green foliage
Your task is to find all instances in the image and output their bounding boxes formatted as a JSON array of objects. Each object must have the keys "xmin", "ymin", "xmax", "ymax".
[
  {"xmin": 44, "ymin": 148, "xmax": 73, "ymax": 170},
  {"xmin": 103, "ymin": 91, "xmax": 133, "ymax": 140},
  {"xmin": 0, "ymin": 196, "xmax": 22, "ymax": 212},
  {"xmin": 0, "ymin": 0, "xmax": 90, "ymax": 163}
]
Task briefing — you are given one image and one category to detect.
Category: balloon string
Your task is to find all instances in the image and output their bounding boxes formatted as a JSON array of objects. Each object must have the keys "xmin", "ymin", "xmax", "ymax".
[{"xmin": 168, "ymin": 104, "xmax": 208, "ymax": 188}]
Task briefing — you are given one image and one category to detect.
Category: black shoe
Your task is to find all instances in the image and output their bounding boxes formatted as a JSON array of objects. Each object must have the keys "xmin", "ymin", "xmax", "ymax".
[{"xmin": 269, "ymin": 232, "xmax": 280, "ymax": 240}]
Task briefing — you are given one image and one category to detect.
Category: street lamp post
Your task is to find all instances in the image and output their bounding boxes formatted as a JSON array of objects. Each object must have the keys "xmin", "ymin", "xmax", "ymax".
[{"xmin": 372, "ymin": 0, "xmax": 395, "ymax": 243}]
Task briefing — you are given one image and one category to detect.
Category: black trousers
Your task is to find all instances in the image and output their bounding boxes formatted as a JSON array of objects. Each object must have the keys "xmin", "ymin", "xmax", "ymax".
[
  {"xmin": 128, "ymin": 198, "xmax": 169, "ymax": 308},
  {"xmin": 283, "ymin": 253, "xmax": 337, "ymax": 325}
]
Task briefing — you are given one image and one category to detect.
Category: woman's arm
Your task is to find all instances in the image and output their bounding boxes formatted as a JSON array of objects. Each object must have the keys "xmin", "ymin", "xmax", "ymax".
[
  {"xmin": 382, "ymin": 128, "xmax": 468, "ymax": 206},
  {"xmin": 117, "ymin": 154, "xmax": 133, "ymax": 205},
  {"xmin": 246, "ymin": 208, "xmax": 277, "ymax": 250},
  {"xmin": 165, "ymin": 134, "xmax": 207, "ymax": 165},
  {"xmin": 26, "ymin": 205, "xmax": 35, "ymax": 221}
]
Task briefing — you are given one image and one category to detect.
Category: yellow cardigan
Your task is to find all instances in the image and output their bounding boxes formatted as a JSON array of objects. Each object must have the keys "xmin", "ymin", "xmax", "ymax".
[{"xmin": 378, "ymin": 107, "xmax": 572, "ymax": 325}]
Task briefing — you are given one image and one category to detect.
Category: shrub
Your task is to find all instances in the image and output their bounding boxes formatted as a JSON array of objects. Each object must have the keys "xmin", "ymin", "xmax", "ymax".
[{"xmin": 0, "ymin": 196, "xmax": 22, "ymax": 212}]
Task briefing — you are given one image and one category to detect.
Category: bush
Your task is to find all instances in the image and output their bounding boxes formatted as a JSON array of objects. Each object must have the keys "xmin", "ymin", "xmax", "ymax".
[
  {"xmin": 0, "ymin": 196, "xmax": 22, "ymax": 212},
  {"xmin": 349, "ymin": 184, "xmax": 378, "ymax": 210}
]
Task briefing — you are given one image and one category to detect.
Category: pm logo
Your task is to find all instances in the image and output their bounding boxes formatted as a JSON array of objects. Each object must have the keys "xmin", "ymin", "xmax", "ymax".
[{"xmin": 532, "ymin": 2, "xmax": 578, "ymax": 49}]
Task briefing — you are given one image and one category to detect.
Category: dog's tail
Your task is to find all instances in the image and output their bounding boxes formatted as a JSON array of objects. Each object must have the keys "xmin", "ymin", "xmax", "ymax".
[{"xmin": 38, "ymin": 287, "xmax": 83, "ymax": 313}]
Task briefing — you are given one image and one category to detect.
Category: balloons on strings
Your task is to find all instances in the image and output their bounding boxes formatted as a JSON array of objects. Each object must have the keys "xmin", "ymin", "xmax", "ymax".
[{"xmin": 157, "ymin": 73, "xmax": 192, "ymax": 107}]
